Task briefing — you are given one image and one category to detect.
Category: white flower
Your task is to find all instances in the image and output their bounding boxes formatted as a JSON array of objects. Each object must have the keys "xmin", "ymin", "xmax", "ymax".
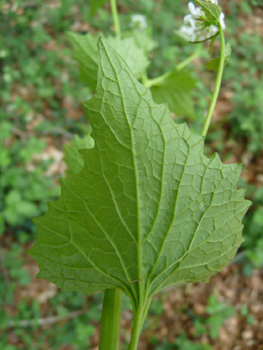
[
  {"xmin": 130, "ymin": 14, "xmax": 148, "ymax": 30},
  {"xmin": 219, "ymin": 12, "xmax": 226, "ymax": 30},
  {"xmin": 179, "ymin": 0, "xmax": 226, "ymax": 42},
  {"xmin": 179, "ymin": 25, "xmax": 196, "ymax": 42},
  {"xmin": 184, "ymin": 14, "xmax": 196, "ymax": 28},
  {"xmin": 188, "ymin": 2, "xmax": 205, "ymax": 18}
]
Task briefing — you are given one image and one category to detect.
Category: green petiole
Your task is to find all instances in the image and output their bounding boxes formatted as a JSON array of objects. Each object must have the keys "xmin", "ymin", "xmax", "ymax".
[
  {"xmin": 128, "ymin": 297, "xmax": 152, "ymax": 350},
  {"xmin": 142, "ymin": 47, "xmax": 199, "ymax": 89}
]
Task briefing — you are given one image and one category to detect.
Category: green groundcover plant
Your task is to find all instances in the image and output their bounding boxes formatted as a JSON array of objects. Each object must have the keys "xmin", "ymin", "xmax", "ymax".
[{"xmin": 29, "ymin": 0, "xmax": 251, "ymax": 349}]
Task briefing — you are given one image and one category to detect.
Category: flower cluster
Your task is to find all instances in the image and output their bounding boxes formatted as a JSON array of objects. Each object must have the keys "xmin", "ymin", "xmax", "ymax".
[
  {"xmin": 179, "ymin": 0, "xmax": 226, "ymax": 42},
  {"xmin": 130, "ymin": 14, "xmax": 148, "ymax": 31}
]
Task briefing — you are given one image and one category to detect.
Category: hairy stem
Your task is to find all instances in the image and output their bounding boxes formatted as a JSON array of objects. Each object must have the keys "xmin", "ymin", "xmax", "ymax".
[
  {"xmin": 201, "ymin": 27, "xmax": 226, "ymax": 138},
  {"xmin": 99, "ymin": 288, "xmax": 122, "ymax": 350},
  {"xmin": 110, "ymin": 0, "xmax": 121, "ymax": 36}
]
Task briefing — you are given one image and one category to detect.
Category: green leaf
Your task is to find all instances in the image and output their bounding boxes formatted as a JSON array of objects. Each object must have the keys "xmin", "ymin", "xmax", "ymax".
[
  {"xmin": 0, "ymin": 121, "xmax": 12, "ymax": 141},
  {"xmin": 64, "ymin": 131, "xmax": 94, "ymax": 176},
  {"xmin": 0, "ymin": 148, "xmax": 11, "ymax": 167},
  {"xmin": 67, "ymin": 32, "xmax": 99, "ymax": 91},
  {"xmin": 205, "ymin": 43, "xmax": 232, "ymax": 71},
  {"xmin": 67, "ymin": 32, "xmax": 149, "ymax": 89},
  {"xmin": 0, "ymin": 216, "xmax": 5, "ymax": 235},
  {"xmin": 106, "ymin": 36, "xmax": 149, "ymax": 78},
  {"xmin": 5, "ymin": 190, "xmax": 21, "ymax": 206},
  {"xmin": 175, "ymin": 332, "xmax": 213, "ymax": 350},
  {"xmin": 29, "ymin": 38, "xmax": 250, "ymax": 311},
  {"xmin": 15, "ymin": 201, "xmax": 38, "ymax": 217},
  {"xmin": 127, "ymin": 30, "xmax": 157, "ymax": 54},
  {"xmin": 150, "ymin": 69, "xmax": 196, "ymax": 117},
  {"xmin": 89, "ymin": 0, "xmax": 107, "ymax": 17},
  {"xmin": 4, "ymin": 200, "xmax": 38, "ymax": 225},
  {"xmin": 195, "ymin": 0, "xmax": 222, "ymax": 25}
]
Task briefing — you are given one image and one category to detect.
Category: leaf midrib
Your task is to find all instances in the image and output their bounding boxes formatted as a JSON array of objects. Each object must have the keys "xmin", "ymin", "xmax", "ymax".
[{"xmin": 104, "ymin": 46, "xmax": 143, "ymax": 308}]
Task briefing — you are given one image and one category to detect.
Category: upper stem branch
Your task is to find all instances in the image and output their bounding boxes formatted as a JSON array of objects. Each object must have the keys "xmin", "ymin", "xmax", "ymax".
[
  {"xmin": 201, "ymin": 27, "xmax": 226, "ymax": 138},
  {"xmin": 110, "ymin": 0, "xmax": 121, "ymax": 36}
]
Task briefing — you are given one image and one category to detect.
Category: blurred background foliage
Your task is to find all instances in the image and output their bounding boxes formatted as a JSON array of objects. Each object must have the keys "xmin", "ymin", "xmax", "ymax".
[{"xmin": 0, "ymin": 0, "xmax": 262, "ymax": 349}]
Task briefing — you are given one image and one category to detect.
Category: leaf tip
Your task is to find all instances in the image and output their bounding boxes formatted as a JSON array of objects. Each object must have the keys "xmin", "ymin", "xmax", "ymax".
[{"xmin": 97, "ymin": 35, "xmax": 107, "ymax": 50}]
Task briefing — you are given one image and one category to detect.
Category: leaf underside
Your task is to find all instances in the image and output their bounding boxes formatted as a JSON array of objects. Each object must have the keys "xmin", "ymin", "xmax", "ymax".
[{"xmin": 29, "ymin": 38, "xmax": 250, "ymax": 309}]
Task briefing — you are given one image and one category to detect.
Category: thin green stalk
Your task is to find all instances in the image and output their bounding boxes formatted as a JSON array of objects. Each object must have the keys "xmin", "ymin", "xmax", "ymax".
[
  {"xmin": 143, "ymin": 47, "xmax": 199, "ymax": 89},
  {"xmin": 176, "ymin": 47, "xmax": 199, "ymax": 70},
  {"xmin": 99, "ymin": 288, "xmax": 122, "ymax": 350},
  {"xmin": 201, "ymin": 27, "xmax": 226, "ymax": 138},
  {"xmin": 128, "ymin": 309, "xmax": 143, "ymax": 350},
  {"xmin": 141, "ymin": 73, "xmax": 148, "ymax": 87},
  {"xmin": 143, "ymin": 71, "xmax": 170, "ymax": 88},
  {"xmin": 110, "ymin": 0, "xmax": 121, "ymax": 36}
]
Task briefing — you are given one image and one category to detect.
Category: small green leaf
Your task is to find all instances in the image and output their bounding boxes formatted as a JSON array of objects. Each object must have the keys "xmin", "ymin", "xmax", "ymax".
[
  {"xmin": 107, "ymin": 36, "xmax": 149, "ymax": 78},
  {"xmin": 205, "ymin": 43, "xmax": 232, "ymax": 71},
  {"xmin": 0, "ymin": 121, "xmax": 12, "ymax": 141},
  {"xmin": 67, "ymin": 32, "xmax": 149, "ymax": 89},
  {"xmin": 64, "ymin": 131, "xmax": 94, "ymax": 176},
  {"xmin": 16, "ymin": 201, "xmax": 38, "ymax": 217},
  {"xmin": 29, "ymin": 38, "xmax": 250, "ymax": 312},
  {"xmin": 205, "ymin": 58, "xmax": 217, "ymax": 69},
  {"xmin": 0, "ymin": 148, "xmax": 11, "ymax": 167},
  {"xmin": 128, "ymin": 30, "xmax": 157, "ymax": 54},
  {"xmin": 67, "ymin": 32, "xmax": 99, "ymax": 90},
  {"xmin": 89, "ymin": 0, "xmax": 107, "ymax": 17},
  {"xmin": 195, "ymin": 0, "xmax": 222, "ymax": 25},
  {"xmin": 0, "ymin": 216, "xmax": 5, "ymax": 235},
  {"xmin": 4, "ymin": 200, "xmax": 38, "ymax": 225},
  {"xmin": 5, "ymin": 190, "xmax": 21, "ymax": 206},
  {"xmin": 175, "ymin": 332, "xmax": 213, "ymax": 350},
  {"xmin": 150, "ymin": 69, "xmax": 196, "ymax": 117}
]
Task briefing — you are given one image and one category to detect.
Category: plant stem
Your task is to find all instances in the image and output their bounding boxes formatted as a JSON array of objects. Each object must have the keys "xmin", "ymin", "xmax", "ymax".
[
  {"xmin": 110, "ymin": 0, "xmax": 121, "ymax": 36},
  {"xmin": 99, "ymin": 288, "xmax": 122, "ymax": 350},
  {"xmin": 201, "ymin": 27, "xmax": 226, "ymax": 138}
]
